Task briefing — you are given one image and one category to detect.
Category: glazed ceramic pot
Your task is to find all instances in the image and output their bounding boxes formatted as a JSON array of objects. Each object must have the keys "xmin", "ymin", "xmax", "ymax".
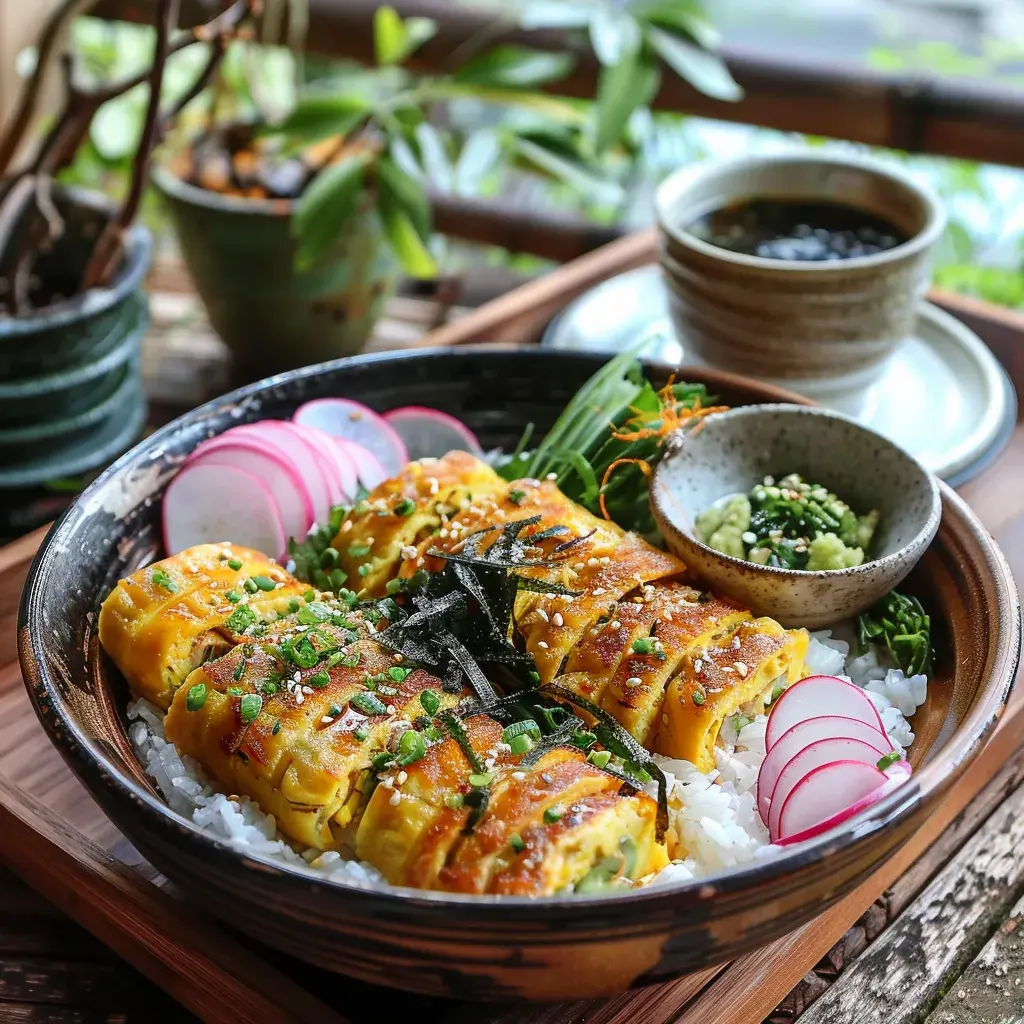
[
  {"xmin": 152, "ymin": 164, "xmax": 398, "ymax": 385},
  {"xmin": 0, "ymin": 188, "xmax": 151, "ymax": 377},
  {"xmin": 655, "ymin": 154, "xmax": 945, "ymax": 388},
  {"xmin": 18, "ymin": 350, "xmax": 1020, "ymax": 1001},
  {"xmin": 650, "ymin": 404, "xmax": 942, "ymax": 627}
]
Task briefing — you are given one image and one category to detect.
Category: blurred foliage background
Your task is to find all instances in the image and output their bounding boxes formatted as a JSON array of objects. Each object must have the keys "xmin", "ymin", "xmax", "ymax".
[{"xmin": 53, "ymin": 8, "xmax": 1024, "ymax": 308}]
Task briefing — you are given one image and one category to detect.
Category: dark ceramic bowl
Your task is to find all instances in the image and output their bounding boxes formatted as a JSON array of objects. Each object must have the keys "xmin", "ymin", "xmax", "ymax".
[{"xmin": 18, "ymin": 349, "xmax": 1021, "ymax": 1002}]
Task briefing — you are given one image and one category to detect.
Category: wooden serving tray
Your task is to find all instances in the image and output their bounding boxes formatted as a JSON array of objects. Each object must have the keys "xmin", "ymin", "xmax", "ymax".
[{"xmin": 1, "ymin": 232, "xmax": 1021, "ymax": 1023}]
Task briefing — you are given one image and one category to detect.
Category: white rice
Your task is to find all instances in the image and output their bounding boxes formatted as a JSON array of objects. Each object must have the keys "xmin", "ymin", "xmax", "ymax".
[{"xmin": 127, "ymin": 629, "xmax": 928, "ymax": 891}]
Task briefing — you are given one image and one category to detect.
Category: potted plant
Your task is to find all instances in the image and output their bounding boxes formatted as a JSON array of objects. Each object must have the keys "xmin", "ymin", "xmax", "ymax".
[
  {"xmin": 153, "ymin": 0, "xmax": 738, "ymax": 381},
  {"xmin": 0, "ymin": 0, "xmax": 253, "ymax": 528}
]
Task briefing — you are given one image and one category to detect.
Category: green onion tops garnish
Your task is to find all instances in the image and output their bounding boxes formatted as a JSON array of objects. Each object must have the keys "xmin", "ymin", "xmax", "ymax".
[
  {"xmin": 397, "ymin": 729, "xmax": 427, "ymax": 765},
  {"xmin": 272, "ymin": 718, "xmax": 282, "ymax": 735},
  {"xmin": 692, "ymin": 688, "xmax": 706, "ymax": 706},
  {"xmin": 857, "ymin": 590, "xmax": 933, "ymax": 678},
  {"xmin": 444, "ymin": 793, "xmax": 464, "ymax": 810},
  {"xmin": 877, "ymin": 750, "xmax": 901, "ymax": 771},
  {"xmin": 509, "ymin": 833, "xmax": 526, "ymax": 852},
  {"xmin": 543, "ymin": 806, "xmax": 562, "ymax": 824},
  {"xmin": 348, "ymin": 543, "xmax": 371, "ymax": 558},
  {"xmin": 239, "ymin": 693, "xmax": 262, "ymax": 724},
  {"xmin": 508, "ymin": 489, "xmax": 526, "ymax": 506},
  {"xmin": 151, "ymin": 568, "xmax": 178, "ymax": 593},
  {"xmin": 394, "ymin": 497, "xmax": 416, "ymax": 516},
  {"xmin": 307, "ymin": 670, "xmax": 331, "ymax": 689},
  {"xmin": 232, "ymin": 659, "xmax": 246, "ymax": 681},
  {"xmin": 225, "ymin": 605, "xmax": 257, "ymax": 634},
  {"xmin": 226, "ymin": 590, "xmax": 241, "ymax": 603},
  {"xmin": 186, "ymin": 683, "xmax": 208, "ymax": 711},
  {"xmin": 588, "ymin": 749, "xmax": 612, "ymax": 769},
  {"xmin": 419, "ymin": 689, "xmax": 441, "ymax": 715},
  {"xmin": 631, "ymin": 637, "xmax": 654, "ymax": 655},
  {"xmin": 251, "ymin": 575, "xmax": 278, "ymax": 592},
  {"xmin": 351, "ymin": 692, "xmax": 388, "ymax": 716},
  {"xmin": 227, "ymin": 558, "xmax": 243, "ymax": 571}
]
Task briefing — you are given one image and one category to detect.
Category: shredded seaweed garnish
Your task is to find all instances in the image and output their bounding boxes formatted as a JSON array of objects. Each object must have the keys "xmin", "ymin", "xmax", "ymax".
[{"xmin": 541, "ymin": 683, "xmax": 670, "ymax": 841}]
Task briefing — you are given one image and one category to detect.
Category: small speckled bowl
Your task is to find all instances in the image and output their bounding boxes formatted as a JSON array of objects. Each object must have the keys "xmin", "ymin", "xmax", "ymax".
[{"xmin": 651, "ymin": 404, "xmax": 942, "ymax": 627}]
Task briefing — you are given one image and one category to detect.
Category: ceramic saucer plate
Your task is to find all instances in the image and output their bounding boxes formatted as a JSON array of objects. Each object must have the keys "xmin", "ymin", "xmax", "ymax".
[{"xmin": 542, "ymin": 264, "xmax": 1016, "ymax": 485}]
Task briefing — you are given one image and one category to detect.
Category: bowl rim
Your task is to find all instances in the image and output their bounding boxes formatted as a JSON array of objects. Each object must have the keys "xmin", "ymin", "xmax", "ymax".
[
  {"xmin": 654, "ymin": 151, "xmax": 946, "ymax": 274},
  {"xmin": 652, "ymin": 402, "xmax": 944, "ymax": 579},
  {"xmin": 17, "ymin": 346, "xmax": 1021, "ymax": 918}
]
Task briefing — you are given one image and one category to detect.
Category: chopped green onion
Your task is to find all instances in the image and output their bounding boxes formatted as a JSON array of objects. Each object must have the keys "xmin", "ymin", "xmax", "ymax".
[
  {"xmin": 319, "ymin": 547, "xmax": 340, "ymax": 569},
  {"xmin": 394, "ymin": 498, "xmax": 415, "ymax": 516},
  {"xmin": 385, "ymin": 578, "xmax": 403, "ymax": 595},
  {"xmin": 508, "ymin": 489, "xmax": 526, "ymax": 506},
  {"xmin": 252, "ymin": 575, "xmax": 278, "ymax": 592},
  {"xmin": 303, "ymin": 589, "xmax": 316, "ymax": 601},
  {"xmin": 419, "ymin": 689, "xmax": 441, "ymax": 715},
  {"xmin": 226, "ymin": 686, "xmax": 245, "ymax": 696},
  {"xmin": 151, "ymin": 568, "xmax": 178, "ymax": 593},
  {"xmin": 232, "ymin": 659, "xmax": 246, "ymax": 681},
  {"xmin": 543, "ymin": 806, "xmax": 562, "ymax": 824},
  {"xmin": 272, "ymin": 718, "xmax": 281, "ymax": 735},
  {"xmin": 388, "ymin": 666, "xmax": 411, "ymax": 682},
  {"xmin": 468, "ymin": 772, "xmax": 493, "ymax": 788},
  {"xmin": 354, "ymin": 724, "xmax": 369, "ymax": 741},
  {"xmin": 226, "ymin": 590, "xmax": 241, "ymax": 603},
  {"xmin": 351, "ymin": 692, "xmax": 388, "ymax": 716},
  {"xmin": 509, "ymin": 733, "xmax": 534, "ymax": 755},
  {"xmin": 308, "ymin": 671, "xmax": 331, "ymax": 689},
  {"xmin": 588, "ymin": 749, "xmax": 612, "ymax": 769},
  {"xmin": 509, "ymin": 833, "xmax": 526, "ymax": 852},
  {"xmin": 397, "ymin": 730, "xmax": 427, "ymax": 765},
  {"xmin": 877, "ymin": 751, "xmax": 901, "ymax": 771},
  {"xmin": 243, "ymin": 578, "xmax": 259, "ymax": 594},
  {"xmin": 227, "ymin": 558, "xmax": 243, "ymax": 571},
  {"xmin": 501, "ymin": 720, "xmax": 541, "ymax": 743},
  {"xmin": 185, "ymin": 684, "xmax": 208, "ymax": 712},
  {"xmin": 239, "ymin": 693, "xmax": 262, "ymax": 724},
  {"xmin": 358, "ymin": 564, "xmax": 371, "ymax": 578},
  {"xmin": 348, "ymin": 543, "xmax": 371, "ymax": 557},
  {"xmin": 692, "ymin": 688, "xmax": 706, "ymax": 706},
  {"xmin": 371, "ymin": 751, "xmax": 395, "ymax": 771},
  {"xmin": 445, "ymin": 793, "xmax": 464, "ymax": 810},
  {"xmin": 631, "ymin": 637, "xmax": 655, "ymax": 655}
]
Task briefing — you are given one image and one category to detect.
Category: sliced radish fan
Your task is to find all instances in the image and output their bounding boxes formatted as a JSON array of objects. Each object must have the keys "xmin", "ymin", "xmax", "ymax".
[
  {"xmin": 757, "ymin": 673, "xmax": 912, "ymax": 844},
  {"xmin": 293, "ymin": 399, "xmax": 407, "ymax": 476},
  {"xmin": 383, "ymin": 406, "xmax": 482, "ymax": 460},
  {"xmin": 163, "ymin": 463, "xmax": 285, "ymax": 558}
]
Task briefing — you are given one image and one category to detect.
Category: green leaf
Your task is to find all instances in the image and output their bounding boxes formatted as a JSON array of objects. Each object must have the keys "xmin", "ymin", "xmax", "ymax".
[
  {"xmin": 593, "ymin": 48, "xmax": 660, "ymax": 154},
  {"xmin": 519, "ymin": 1, "xmax": 592, "ymax": 29},
  {"xmin": 272, "ymin": 93, "xmax": 369, "ymax": 143},
  {"xmin": 646, "ymin": 25, "xmax": 741, "ymax": 102},
  {"xmin": 455, "ymin": 45, "xmax": 575, "ymax": 89},
  {"xmin": 378, "ymin": 201, "xmax": 437, "ymax": 279},
  {"xmin": 454, "ymin": 129, "xmax": 502, "ymax": 196},
  {"xmin": 590, "ymin": 4, "xmax": 641, "ymax": 66},
  {"xmin": 90, "ymin": 93, "xmax": 144, "ymax": 161},
  {"xmin": 389, "ymin": 135, "xmax": 426, "ymax": 184},
  {"xmin": 629, "ymin": 0, "xmax": 720, "ymax": 50},
  {"xmin": 414, "ymin": 123, "xmax": 453, "ymax": 192},
  {"xmin": 512, "ymin": 137, "xmax": 623, "ymax": 205},
  {"xmin": 377, "ymin": 155, "xmax": 431, "ymax": 239},
  {"xmin": 292, "ymin": 152, "xmax": 369, "ymax": 270},
  {"xmin": 374, "ymin": 5, "xmax": 437, "ymax": 66}
]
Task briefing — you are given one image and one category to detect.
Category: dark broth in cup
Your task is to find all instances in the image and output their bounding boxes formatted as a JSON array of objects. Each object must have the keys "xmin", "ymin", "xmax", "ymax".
[{"xmin": 687, "ymin": 198, "xmax": 909, "ymax": 262}]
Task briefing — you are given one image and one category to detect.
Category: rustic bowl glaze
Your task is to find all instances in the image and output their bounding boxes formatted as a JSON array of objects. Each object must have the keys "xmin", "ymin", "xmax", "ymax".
[
  {"xmin": 655, "ymin": 153, "xmax": 945, "ymax": 386},
  {"xmin": 651, "ymin": 404, "xmax": 942, "ymax": 628},
  {"xmin": 18, "ymin": 349, "xmax": 1020, "ymax": 1002}
]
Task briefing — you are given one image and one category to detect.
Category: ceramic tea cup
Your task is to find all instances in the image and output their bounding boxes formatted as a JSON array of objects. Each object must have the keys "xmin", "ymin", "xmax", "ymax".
[{"xmin": 655, "ymin": 153, "xmax": 945, "ymax": 389}]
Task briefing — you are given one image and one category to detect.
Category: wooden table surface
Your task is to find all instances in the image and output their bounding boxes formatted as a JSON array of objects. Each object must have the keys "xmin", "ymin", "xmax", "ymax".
[{"xmin": 2, "ymin": 270, "xmax": 1023, "ymax": 1024}]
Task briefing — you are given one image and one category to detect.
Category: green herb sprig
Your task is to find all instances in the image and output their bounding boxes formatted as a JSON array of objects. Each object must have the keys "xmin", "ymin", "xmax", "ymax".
[{"xmin": 857, "ymin": 590, "xmax": 933, "ymax": 677}]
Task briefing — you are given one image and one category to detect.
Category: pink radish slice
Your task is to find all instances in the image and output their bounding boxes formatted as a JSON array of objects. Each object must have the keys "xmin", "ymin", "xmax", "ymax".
[
  {"xmin": 337, "ymin": 439, "xmax": 388, "ymax": 490},
  {"xmin": 383, "ymin": 406, "xmax": 483, "ymax": 460},
  {"xmin": 187, "ymin": 439, "xmax": 313, "ymax": 544},
  {"xmin": 293, "ymin": 399, "xmax": 407, "ymax": 476},
  {"xmin": 292, "ymin": 423, "xmax": 359, "ymax": 503},
  {"xmin": 228, "ymin": 421, "xmax": 335, "ymax": 525},
  {"xmin": 775, "ymin": 760, "xmax": 893, "ymax": 845},
  {"xmin": 756, "ymin": 715, "xmax": 891, "ymax": 826},
  {"xmin": 163, "ymin": 463, "xmax": 285, "ymax": 558},
  {"xmin": 765, "ymin": 675, "xmax": 887, "ymax": 752},
  {"xmin": 768, "ymin": 736, "xmax": 891, "ymax": 842}
]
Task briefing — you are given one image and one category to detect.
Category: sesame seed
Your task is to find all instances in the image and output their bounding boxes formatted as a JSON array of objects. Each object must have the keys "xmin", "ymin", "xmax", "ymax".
[
  {"xmin": 342, "ymin": 521, "xmax": 352, "ymax": 532},
  {"xmin": 574, "ymin": 562, "xmax": 585, "ymax": 571},
  {"xmin": 386, "ymin": 705, "xmax": 396, "ymax": 714},
  {"xmin": 610, "ymin": 620, "xmax": 622, "ymax": 630},
  {"xmin": 295, "ymin": 693, "xmax": 304, "ymax": 705},
  {"xmin": 545, "ymin": 472, "xmax": 558, "ymax": 481},
  {"xmin": 397, "ymin": 770, "xmax": 408, "ymax": 785},
  {"xmin": 536, "ymin": 608, "xmax": 549, "ymax": 622},
  {"xmin": 625, "ymin": 677, "xmax": 642, "ymax": 688},
  {"xmin": 587, "ymin": 557, "xmax": 599, "ymax": 567},
  {"xmin": 439, "ymin": 529, "xmax": 449, "ymax": 539},
  {"xmin": 593, "ymin": 587, "xmax": 606, "ymax": 596},
  {"xmin": 428, "ymin": 478, "xmax": 439, "ymax": 495},
  {"xmin": 400, "ymin": 545, "xmax": 418, "ymax": 560},
  {"xmin": 389, "ymin": 791, "xmax": 402, "ymax": 806},
  {"xmin": 393, "ymin": 653, "xmax": 404, "ymax": 662},
  {"xmin": 321, "ymin": 715, "xmax": 333, "ymax": 724},
  {"xmin": 512, "ymin": 771, "xmax": 526, "ymax": 780},
  {"xmin": 552, "ymin": 612, "xmax": 564, "ymax": 627},
  {"xmin": 537, "ymin": 641, "xmax": 549, "ymax": 649},
  {"xmin": 600, "ymin": 556, "xmax": 611, "ymax": 565},
  {"xmin": 735, "ymin": 662, "xmax": 749, "ymax": 678},
  {"xmin": 545, "ymin": 593, "xmax": 557, "ymax": 600}
]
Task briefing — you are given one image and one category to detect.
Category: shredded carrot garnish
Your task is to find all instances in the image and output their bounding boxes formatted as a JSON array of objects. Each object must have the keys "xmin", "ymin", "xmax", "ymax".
[{"xmin": 600, "ymin": 458, "xmax": 652, "ymax": 520}]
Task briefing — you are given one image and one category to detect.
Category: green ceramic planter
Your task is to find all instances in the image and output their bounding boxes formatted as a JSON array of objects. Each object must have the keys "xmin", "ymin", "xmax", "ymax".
[
  {"xmin": 152, "ymin": 164, "xmax": 398, "ymax": 383},
  {"xmin": 0, "ymin": 187, "xmax": 152, "ymax": 377},
  {"xmin": 0, "ymin": 292, "xmax": 148, "ymax": 426}
]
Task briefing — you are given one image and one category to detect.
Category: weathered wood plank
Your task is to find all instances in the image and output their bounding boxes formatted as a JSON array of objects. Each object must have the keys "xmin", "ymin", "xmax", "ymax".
[
  {"xmin": 798, "ymin": 780, "xmax": 1024, "ymax": 1024},
  {"xmin": 925, "ymin": 892, "xmax": 1024, "ymax": 1024}
]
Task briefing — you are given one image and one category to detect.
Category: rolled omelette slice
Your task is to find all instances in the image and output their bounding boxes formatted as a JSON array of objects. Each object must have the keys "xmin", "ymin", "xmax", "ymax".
[
  {"xmin": 597, "ymin": 583, "xmax": 751, "ymax": 746},
  {"xmin": 333, "ymin": 451, "xmax": 507, "ymax": 596},
  {"xmin": 652, "ymin": 617, "xmax": 810, "ymax": 771},
  {"xmin": 166, "ymin": 619, "xmax": 465, "ymax": 849},
  {"xmin": 99, "ymin": 543, "xmax": 310, "ymax": 709}
]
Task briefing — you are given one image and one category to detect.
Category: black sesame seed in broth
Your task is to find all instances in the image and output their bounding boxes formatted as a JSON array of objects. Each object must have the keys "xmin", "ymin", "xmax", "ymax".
[{"xmin": 688, "ymin": 198, "xmax": 908, "ymax": 263}]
